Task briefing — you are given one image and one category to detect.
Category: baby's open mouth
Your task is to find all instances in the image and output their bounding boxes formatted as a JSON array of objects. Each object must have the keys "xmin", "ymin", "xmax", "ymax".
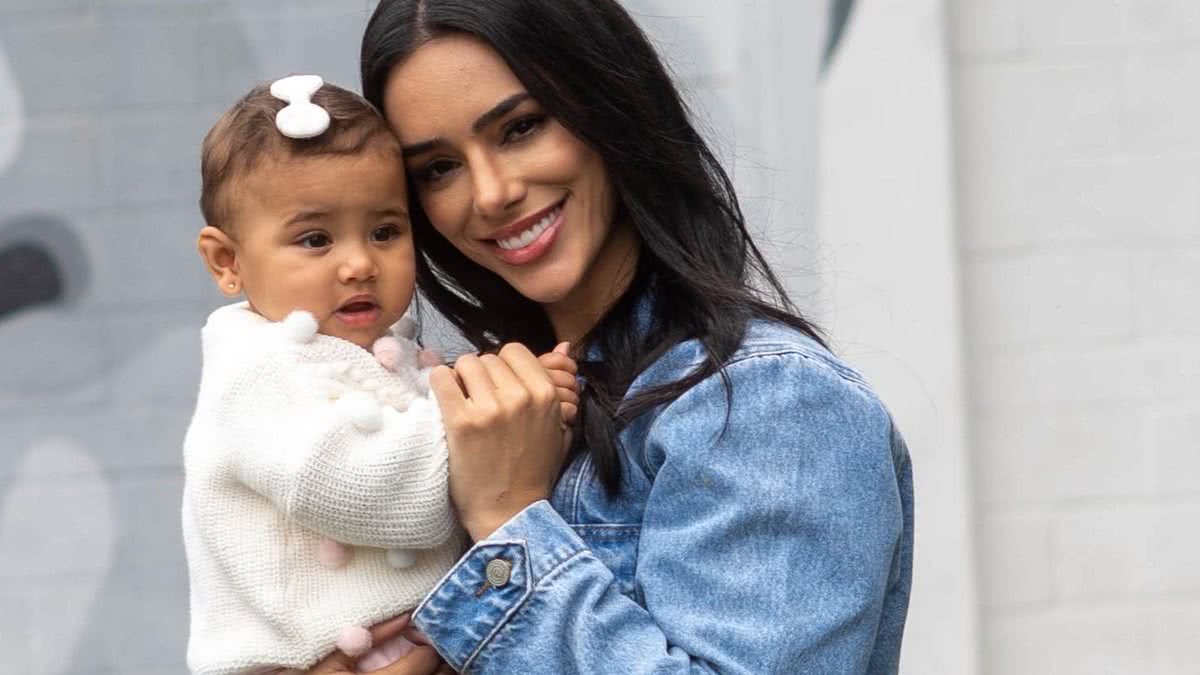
[
  {"xmin": 334, "ymin": 300, "xmax": 381, "ymax": 327},
  {"xmin": 338, "ymin": 301, "xmax": 377, "ymax": 313}
]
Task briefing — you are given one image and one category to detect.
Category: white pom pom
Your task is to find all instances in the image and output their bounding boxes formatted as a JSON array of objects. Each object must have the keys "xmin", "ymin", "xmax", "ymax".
[
  {"xmin": 336, "ymin": 625, "xmax": 373, "ymax": 657},
  {"xmin": 392, "ymin": 315, "xmax": 418, "ymax": 339},
  {"xmin": 386, "ymin": 548, "xmax": 417, "ymax": 569},
  {"xmin": 318, "ymin": 536, "xmax": 350, "ymax": 569},
  {"xmin": 334, "ymin": 391, "xmax": 382, "ymax": 432},
  {"xmin": 281, "ymin": 310, "xmax": 319, "ymax": 343},
  {"xmin": 407, "ymin": 397, "xmax": 430, "ymax": 415}
]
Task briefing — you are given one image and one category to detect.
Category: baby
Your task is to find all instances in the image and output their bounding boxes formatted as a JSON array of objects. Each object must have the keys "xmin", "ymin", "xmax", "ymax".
[{"xmin": 182, "ymin": 76, "xmax": 572, "ymax": 674}]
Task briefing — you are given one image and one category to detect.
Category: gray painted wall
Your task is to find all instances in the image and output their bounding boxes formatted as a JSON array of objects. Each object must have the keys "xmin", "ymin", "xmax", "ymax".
[{"xmin": 0, "ymin": 2, "xmax": 830, "ymax": 672}]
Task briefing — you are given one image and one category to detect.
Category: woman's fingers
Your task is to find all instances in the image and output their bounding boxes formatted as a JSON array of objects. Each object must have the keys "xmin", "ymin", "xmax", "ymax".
[
  {"xmin": 478, "ymin": 353, "xmax": 524, "ymax": 397},
  {"xmin": 497, "ymin": 343, "xmax": 557, "ymax": 410},
  {"xmin": 451, "ymin": 354, "xmax": 501, "ymax": 411},
  {"xmin": 428, "ymin": 366, "xmax": 466, "ymax": 414}
]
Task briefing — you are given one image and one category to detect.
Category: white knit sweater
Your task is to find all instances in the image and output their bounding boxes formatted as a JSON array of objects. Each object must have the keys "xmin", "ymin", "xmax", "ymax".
[{"xmin": 182, "ymin": 303, "xmax": 464, "ymax": 675}]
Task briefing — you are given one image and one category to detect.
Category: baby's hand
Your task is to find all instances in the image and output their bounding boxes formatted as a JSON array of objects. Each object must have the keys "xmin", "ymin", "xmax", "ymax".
[{"xmin": 538, "ymin": 342, "xmax": 579, "ymax": 430}]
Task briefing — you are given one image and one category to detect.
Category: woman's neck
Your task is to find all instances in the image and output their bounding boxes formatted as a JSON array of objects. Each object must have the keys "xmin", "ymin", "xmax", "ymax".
[{"xmin": 544, "ymin": 223, "xmax": 640, "ymax": 347}]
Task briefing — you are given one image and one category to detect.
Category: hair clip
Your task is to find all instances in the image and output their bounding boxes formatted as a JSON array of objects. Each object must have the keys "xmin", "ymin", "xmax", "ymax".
[{"xmin": 270, "ymin": 74, "xmax": 330, "ymax": 139}]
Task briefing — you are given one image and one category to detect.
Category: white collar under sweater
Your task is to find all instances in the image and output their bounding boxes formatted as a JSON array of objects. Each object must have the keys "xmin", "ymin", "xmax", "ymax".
[{"xmin": 182, "ymin": 303, "xmax": 464, "ymax": 675}]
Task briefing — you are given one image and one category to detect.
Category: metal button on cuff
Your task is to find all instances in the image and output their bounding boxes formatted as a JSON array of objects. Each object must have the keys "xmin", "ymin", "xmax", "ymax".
[{"xmin": 485, "ymin": 558, "xmax": 512, "ymax": 588}]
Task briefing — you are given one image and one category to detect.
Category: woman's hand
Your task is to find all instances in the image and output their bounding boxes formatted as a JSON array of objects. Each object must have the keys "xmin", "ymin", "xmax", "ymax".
[
  {"xmin": 430, "ymin": 342, "xmax": 569, "ymax": 541},
  {"xmin": 305, "ymin": 615, "xmax": 453, "ymax": 674}
]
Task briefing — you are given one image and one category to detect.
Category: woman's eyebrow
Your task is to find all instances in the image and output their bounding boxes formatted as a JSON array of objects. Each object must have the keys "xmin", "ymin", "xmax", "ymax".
[
  {"xmin": 472, "ymin": 92, "xmax": 531, "ymax": 133},
  {"xmin": 401, "ymin": 138, "xmax": 441, "ymax": 158},
  {"xmin": 401, "ymin": 92, "xmax": 532, "ymax": 157}
]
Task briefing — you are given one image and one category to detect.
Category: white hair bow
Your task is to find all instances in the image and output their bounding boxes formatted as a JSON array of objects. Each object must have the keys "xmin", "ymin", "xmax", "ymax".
[{"xmin": 270, "ymin": 74, "xmax": 330, "ymax": 139}]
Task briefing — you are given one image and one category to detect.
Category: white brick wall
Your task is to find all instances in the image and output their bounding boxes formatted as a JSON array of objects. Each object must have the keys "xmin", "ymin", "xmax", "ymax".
[{"xmin": 951, "ymin": 0, "xmax": 1200, "ymax": 673}]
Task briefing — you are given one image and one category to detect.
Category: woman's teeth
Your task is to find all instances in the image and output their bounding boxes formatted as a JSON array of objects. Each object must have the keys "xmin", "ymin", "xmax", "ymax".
[{"xmin": 496, "ymin": 207, "xmax": 560, "ymax": 250}]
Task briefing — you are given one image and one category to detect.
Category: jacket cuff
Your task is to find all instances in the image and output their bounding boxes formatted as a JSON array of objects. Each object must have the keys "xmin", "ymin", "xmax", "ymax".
[{"xmin": 412, "ymin": 500, "xmax": 585, "ymax": 671}]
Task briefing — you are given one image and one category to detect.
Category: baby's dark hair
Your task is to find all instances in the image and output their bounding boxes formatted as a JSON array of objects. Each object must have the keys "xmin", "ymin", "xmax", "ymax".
[{"xmin": 200, "ymin": 79, "xmax": 400, "ymax": 231}]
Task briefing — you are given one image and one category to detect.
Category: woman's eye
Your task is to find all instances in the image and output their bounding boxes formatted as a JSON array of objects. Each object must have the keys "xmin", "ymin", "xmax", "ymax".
[
  {"xmin": 371, "ymin": 224, "xmax": 402, "ymax": 242},
  {"xmin": 504, "ymin": 115, "xmax": 544, "ymax": 143},
  {"xmin": 297, "ymin": 232, "xmax": 331, "ymax": 249},
  {"xmin": 413, "ymin": 159, "xmax": 458, "ymax": 185}
]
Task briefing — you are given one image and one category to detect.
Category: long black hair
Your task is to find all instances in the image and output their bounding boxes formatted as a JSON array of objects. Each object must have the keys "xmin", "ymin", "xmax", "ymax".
[{"xmin": 361, "ymin": 0, "xmax": 824, "ymax": 493}]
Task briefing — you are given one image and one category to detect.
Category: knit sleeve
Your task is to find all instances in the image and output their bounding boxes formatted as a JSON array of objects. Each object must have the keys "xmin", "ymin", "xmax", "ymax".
[{"xmin": 218, "ymin": 354, "xmax": 457, "ymax": 549}]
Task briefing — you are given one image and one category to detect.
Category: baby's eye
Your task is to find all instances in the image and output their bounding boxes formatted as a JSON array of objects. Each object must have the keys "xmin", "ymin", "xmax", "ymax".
[
  {"xmin": 371, "ymin": 224, "xmax": 402, "ymax": 242},
  {"xmin": 297, "ymin": 232, "xmax": 331, "ymax": 249}
]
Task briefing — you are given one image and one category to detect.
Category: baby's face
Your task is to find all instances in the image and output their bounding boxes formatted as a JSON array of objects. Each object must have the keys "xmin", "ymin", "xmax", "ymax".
[{"xmin": 230, "ymin": 151, "xmax": 415, "ymax": 350}]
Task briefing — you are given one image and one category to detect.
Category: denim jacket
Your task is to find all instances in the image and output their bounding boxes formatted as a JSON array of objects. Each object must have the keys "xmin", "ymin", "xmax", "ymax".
[{"xmin": 413, "ymin": 319, "xmax": 914, "ymax": 674}]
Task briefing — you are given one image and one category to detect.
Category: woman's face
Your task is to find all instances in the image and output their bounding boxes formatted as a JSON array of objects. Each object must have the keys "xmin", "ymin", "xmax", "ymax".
[{"xmin": 383, "ymin": 34, "xmax": 636, "ymax": 331}]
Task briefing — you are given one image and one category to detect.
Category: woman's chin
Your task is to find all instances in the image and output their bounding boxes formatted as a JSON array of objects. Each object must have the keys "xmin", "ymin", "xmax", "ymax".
[{"xmin": 511, "ymin": 284, "xmax": 571, "ymax": 306}]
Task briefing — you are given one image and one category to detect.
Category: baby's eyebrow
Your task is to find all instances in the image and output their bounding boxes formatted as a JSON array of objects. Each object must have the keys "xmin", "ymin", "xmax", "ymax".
[
  {"xmin": 374, "ymin": 207, "xmax": 409, "ymax": 220},
  {"xmin": 281, "ymin": 209, "xmax": 331, "ymax": 228}
]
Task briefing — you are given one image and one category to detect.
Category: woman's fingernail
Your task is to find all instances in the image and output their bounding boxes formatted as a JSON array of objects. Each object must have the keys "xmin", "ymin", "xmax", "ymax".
[{"xmin": 554, "ymin": 342, "xmax": 570, "ymax": 355}]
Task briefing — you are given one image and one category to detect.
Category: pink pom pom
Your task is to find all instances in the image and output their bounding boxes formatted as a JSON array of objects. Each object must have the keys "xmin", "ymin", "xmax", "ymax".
[
  {"xmin": 373, "ymin": 336, "xmax": 404, "ymax": 371},
  {"xmin": 337, "ymin": 624, "xmax": 373, "ymax": 657},
  {"xmin": 417, "ymin": 349, "xmax": 443, "ymax": 368},
  {"xmin": 318, "ymin": 536, "xmax": 350, "ymax": 569}
]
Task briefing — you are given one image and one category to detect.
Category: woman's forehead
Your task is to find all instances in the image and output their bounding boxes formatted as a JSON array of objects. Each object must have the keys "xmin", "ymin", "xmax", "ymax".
[
  {"xmin": 390, "ymin": 34, "xmax": 520, "ymax": 100},
  {"xmin": 384, "ymin": 34, "xmax": 530, "ymax": 138}
]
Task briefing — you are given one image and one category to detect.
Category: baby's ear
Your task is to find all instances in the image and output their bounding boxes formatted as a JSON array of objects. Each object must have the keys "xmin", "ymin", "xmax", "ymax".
[{"xmin": 196, "ymin": 226, "xmax": 241, "ymax": 297}]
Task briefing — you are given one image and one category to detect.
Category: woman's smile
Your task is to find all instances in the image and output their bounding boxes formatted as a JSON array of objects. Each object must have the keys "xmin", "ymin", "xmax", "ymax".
[{"xmin": 488, "ymin": 197, "xmax": 566, "ymax": 264}]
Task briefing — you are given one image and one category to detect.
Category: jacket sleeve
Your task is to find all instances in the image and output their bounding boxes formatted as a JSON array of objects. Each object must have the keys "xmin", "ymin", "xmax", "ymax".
[
  {"xmin": 219, "ymin": 353, "xmax": 457, "ymax": 550},
  {"xmin": 412, "ymin": 352, "xmax": 911, "ymax": 674}
]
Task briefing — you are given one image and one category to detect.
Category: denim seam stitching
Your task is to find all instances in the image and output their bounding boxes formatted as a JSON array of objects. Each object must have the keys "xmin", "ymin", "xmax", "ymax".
[
  {"xmin": 571, "ymin": 456, "xmax": 587, "ymax": 523},
  {"xmin": 461, "ymin": 540, "xmax": 535, "ymax": 672}
]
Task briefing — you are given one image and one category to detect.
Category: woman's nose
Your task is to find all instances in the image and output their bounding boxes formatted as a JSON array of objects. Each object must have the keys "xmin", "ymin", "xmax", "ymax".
[
  {"xmin": 338, "ymin": 243, "xmax": 378, "ymax": 283},
  {"xmin": 471, "ymin": 155, "xmax": 526, "ymax": 219}
]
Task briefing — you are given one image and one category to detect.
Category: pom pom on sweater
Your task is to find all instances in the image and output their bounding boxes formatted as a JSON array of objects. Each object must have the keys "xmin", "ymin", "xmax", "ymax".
[
  {"xmin": 281, "ymin": 310, "xmax": 319, "ymax": 343},
  {"xmin": 386, "ymin": 548, "xmax": 416, "ymax": 569},
  {"xmin": 334, "ymin": 391, "xmax": 382, "ymax": 433},
  {"xmin": 318, "ymin": 537, "xmax": 350, "ymax": 569},
  {"xmin": 336, "ymin": 625, "xmax": 373, "ymax": 657},
  {"xmin": 372, "ymin": 336, "xmax": 406, "ymax": 372},
  {"xmin": 417, "ymin": 349, "xmax": 443, "ymax": 368}
]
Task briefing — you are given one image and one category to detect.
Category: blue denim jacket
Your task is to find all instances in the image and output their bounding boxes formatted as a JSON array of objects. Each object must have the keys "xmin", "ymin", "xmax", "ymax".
[{"xmin": 413, "ymin": 319, "xmax": 914, "ymax": 673}]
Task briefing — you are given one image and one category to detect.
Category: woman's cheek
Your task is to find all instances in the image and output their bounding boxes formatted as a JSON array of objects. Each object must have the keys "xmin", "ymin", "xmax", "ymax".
[{"xmin": 421, "ymin": 186, "xmax": 467, "ymax": 240}]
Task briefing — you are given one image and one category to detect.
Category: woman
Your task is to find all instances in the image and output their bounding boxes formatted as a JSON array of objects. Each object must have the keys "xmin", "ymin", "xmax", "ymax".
[{"xmin": 319, "ymin": 0, "xmax": 913, "ymax": 672}]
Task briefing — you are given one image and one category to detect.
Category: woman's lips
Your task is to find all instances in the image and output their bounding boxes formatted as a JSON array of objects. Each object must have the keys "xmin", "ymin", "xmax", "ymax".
[{"xmin": 490, "ymin": 204, "xmax": 564, "ymax": 266}]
